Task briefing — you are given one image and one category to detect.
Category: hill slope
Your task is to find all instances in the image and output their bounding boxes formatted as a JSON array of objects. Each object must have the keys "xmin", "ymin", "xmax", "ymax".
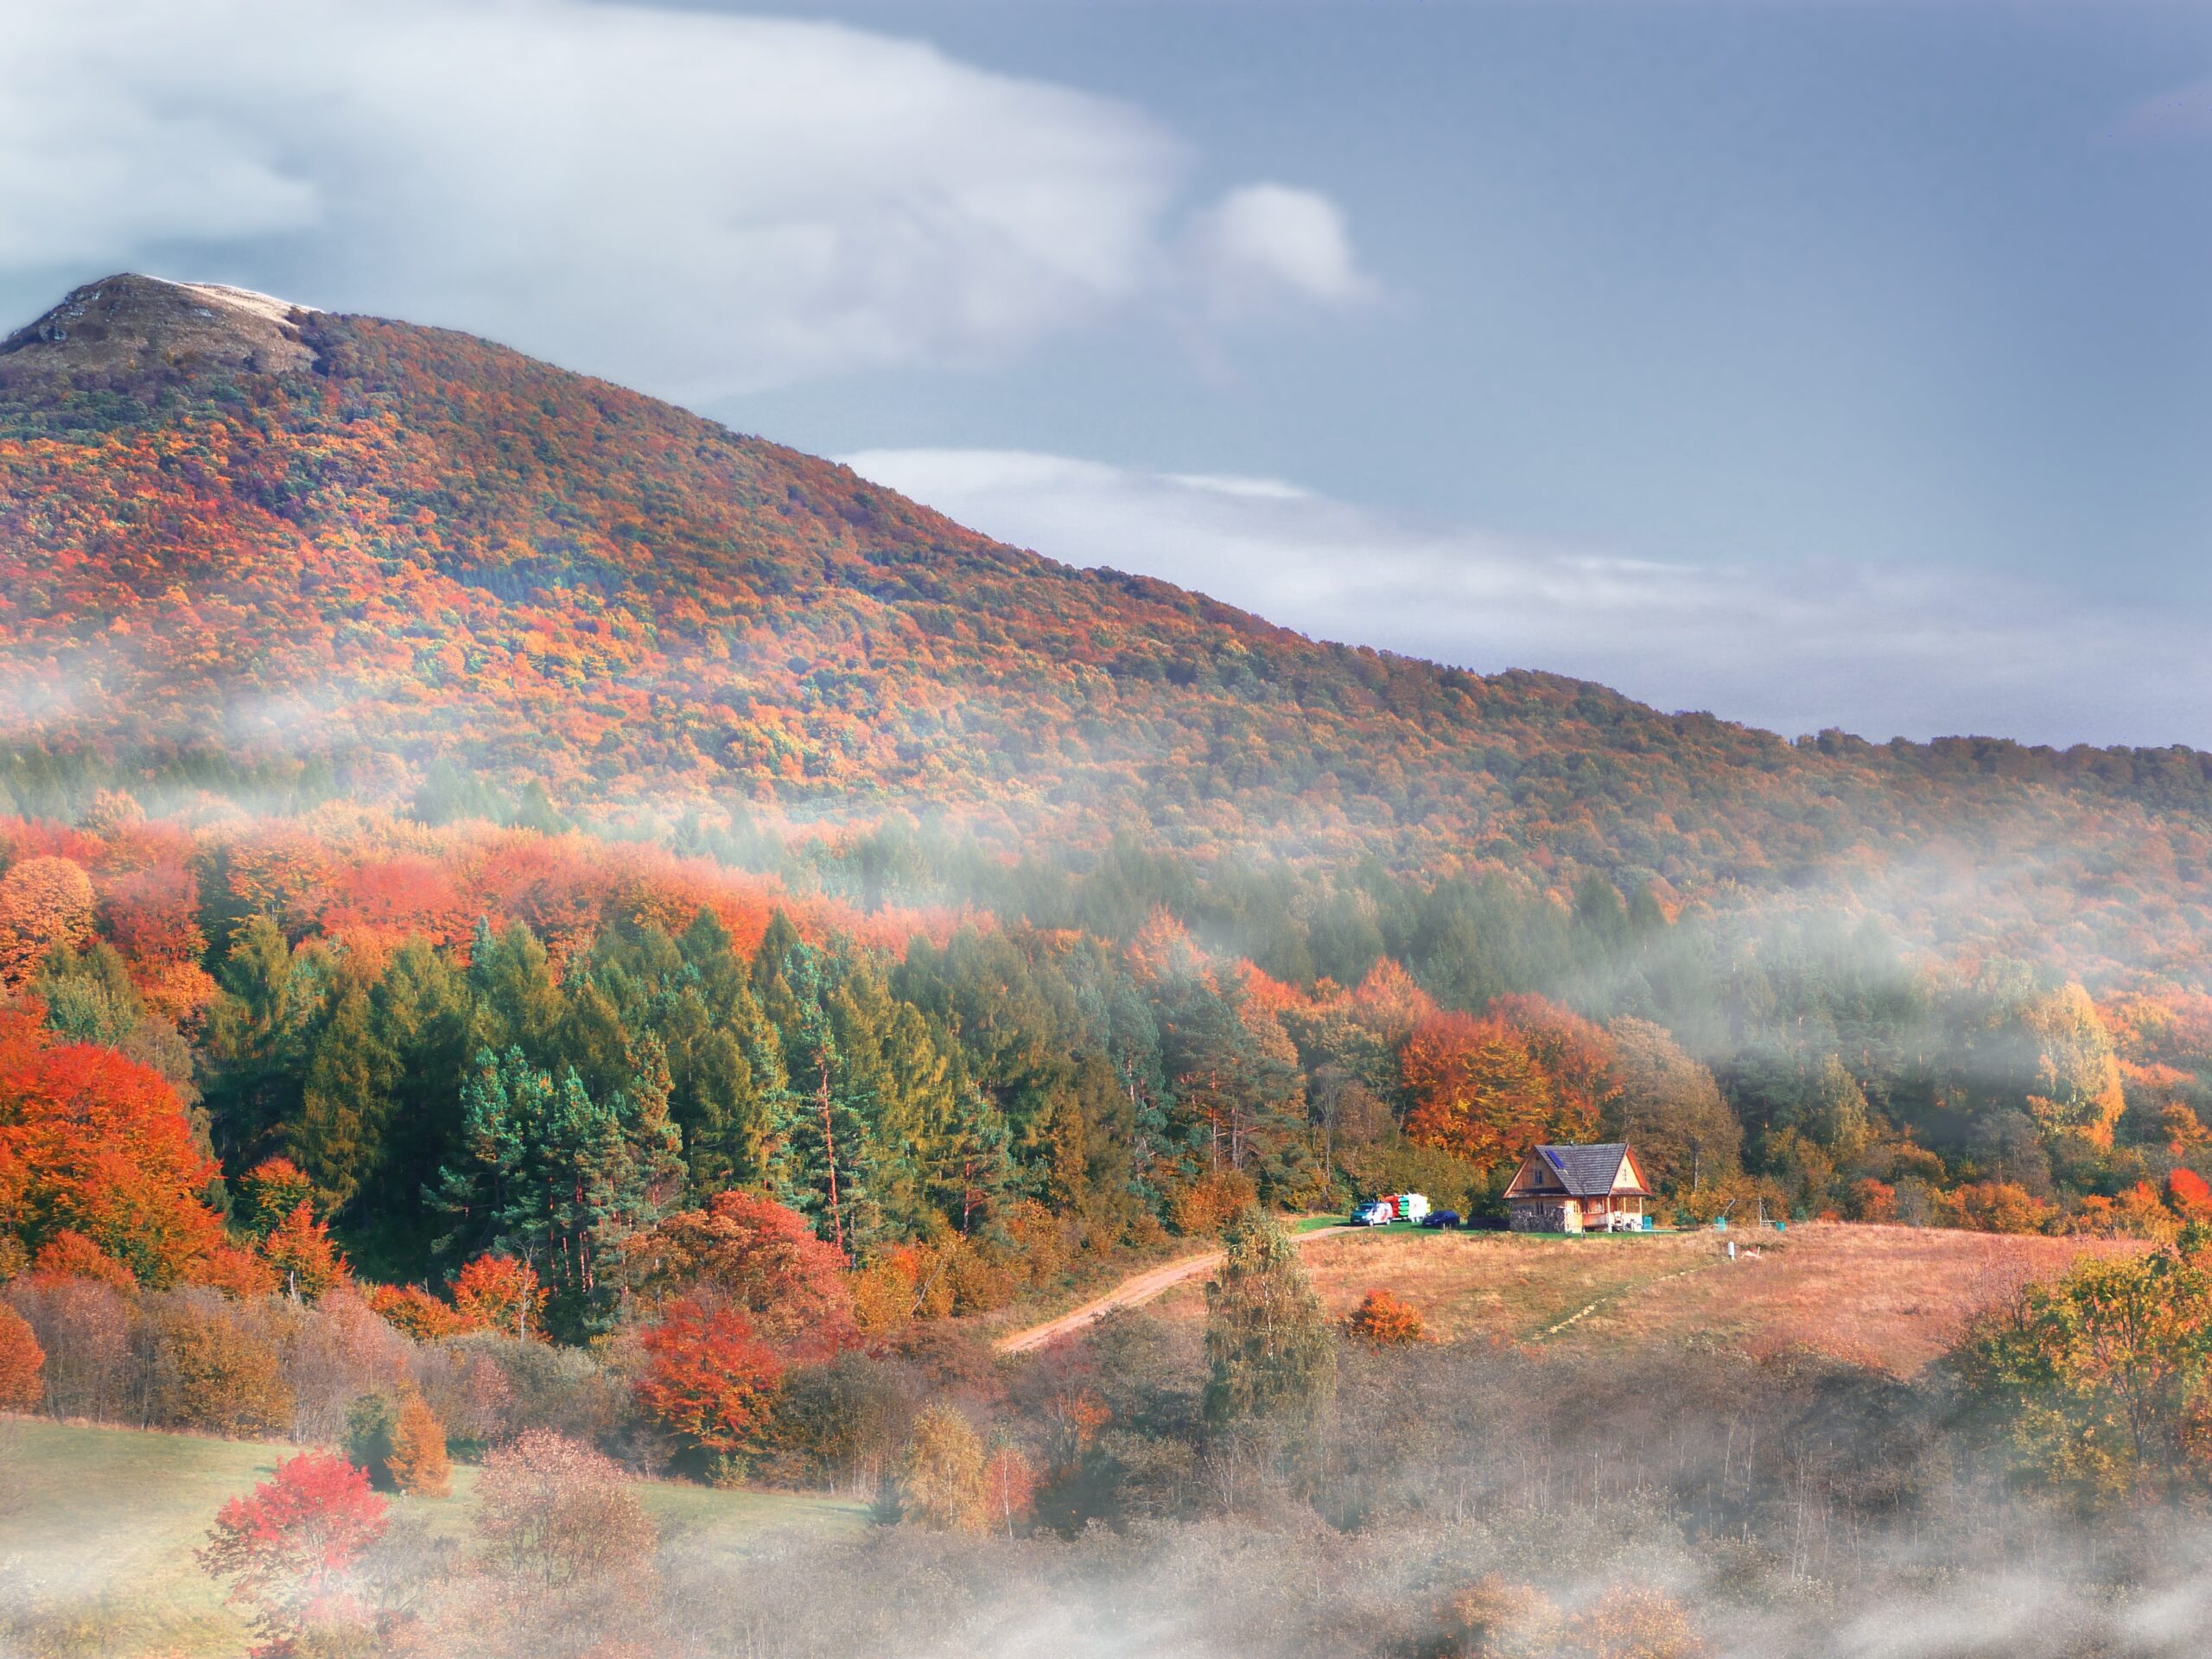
[{"xmin": 4, "ymin": 275, "xmax": 2212, "ymax": 977}]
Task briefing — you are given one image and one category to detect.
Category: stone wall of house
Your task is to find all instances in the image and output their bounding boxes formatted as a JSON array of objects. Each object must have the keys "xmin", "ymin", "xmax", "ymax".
[{"xmin": 1510, "ymin": 1200, "xmax": 1581, "ymax": 1234}]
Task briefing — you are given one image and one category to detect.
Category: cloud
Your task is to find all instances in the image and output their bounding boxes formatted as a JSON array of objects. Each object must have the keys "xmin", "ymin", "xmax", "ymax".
[
  {"xmin": 842, "ymin": 447, "xmax": 2209, "ymax": 748},
  {"xmin": 1186, "ymin": 183, "xmax": 1372, "ymax": 311},
  {"xmin": 0, "ymin": 0, "xmax": 1363, "ymax": 397}
]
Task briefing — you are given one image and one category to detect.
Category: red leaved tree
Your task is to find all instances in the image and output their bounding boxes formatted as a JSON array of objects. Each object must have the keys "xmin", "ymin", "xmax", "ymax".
[
  {"xmin": 0, "ymin": 1012, "xmax": 226, "ymax": 1285},
  {"xmin": 625, "ymin": 1190, "xmax": 855, "ymax": 1357},
  {"xmin": 2171, "ymin": 1167, "xmax": 2212, "ymax": 1224},
  {"xmin": 634, "ymin": 1295, "xmax": 784, "ymax": 1461},
  {"xmin": 196, "ymin": 1451, "xmax": 388, "ymax": 1656}
]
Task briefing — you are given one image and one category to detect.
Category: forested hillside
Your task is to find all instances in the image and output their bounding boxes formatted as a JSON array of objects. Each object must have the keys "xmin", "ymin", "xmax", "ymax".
[
  {"xmin": 4, "ymin": 274, "xmax": 2212, "ymax": 1343},
  {"xmin": 5, "ymin": 277, "xmax": 2212, "ymax": 986}
]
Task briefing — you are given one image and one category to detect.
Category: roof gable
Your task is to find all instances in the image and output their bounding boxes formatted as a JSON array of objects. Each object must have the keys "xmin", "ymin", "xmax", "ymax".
[{"xmin": 1513, "ymin": 1143, "xmax": 1634, "ymax": 1198}]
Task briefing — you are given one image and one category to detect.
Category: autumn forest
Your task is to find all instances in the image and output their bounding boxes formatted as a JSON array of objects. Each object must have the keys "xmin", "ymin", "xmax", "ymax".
[{"xmin": 8, "ymin": 275, "xmax": 2212, "ymax": 1658}]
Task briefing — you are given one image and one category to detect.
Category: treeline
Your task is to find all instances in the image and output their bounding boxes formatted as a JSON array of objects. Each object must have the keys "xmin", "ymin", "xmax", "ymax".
[{"xmin": 8, "ymin": 798, "xmax": 2212, "ymax": 1342}]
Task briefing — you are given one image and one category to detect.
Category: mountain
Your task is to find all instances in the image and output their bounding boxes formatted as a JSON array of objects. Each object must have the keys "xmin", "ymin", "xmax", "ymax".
[{"xmin": 3, "ymin": 274, "xmax": 2211, "ymax": 982}]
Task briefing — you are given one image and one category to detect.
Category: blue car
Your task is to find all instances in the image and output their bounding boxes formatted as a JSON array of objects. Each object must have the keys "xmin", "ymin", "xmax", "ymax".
[{"xmin": 1419, "ymin": 1210, "xmax": 1462, "ymax": 1230}]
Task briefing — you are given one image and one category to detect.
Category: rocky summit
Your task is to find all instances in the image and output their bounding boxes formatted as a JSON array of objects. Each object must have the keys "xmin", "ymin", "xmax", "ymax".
[{"xmin": 0, "ymin": 273, "xmax": 316, "ymax": 382}]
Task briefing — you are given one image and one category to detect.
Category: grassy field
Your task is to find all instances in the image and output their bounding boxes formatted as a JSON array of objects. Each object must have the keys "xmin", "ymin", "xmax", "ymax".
[
  {"xmin": 1152, "ymin": 1220, "xmax": 2139, "ymax": 1373},
  {"xmin": 0, "ymin": 1418, "xmax": 865, "ymax": 1659}
]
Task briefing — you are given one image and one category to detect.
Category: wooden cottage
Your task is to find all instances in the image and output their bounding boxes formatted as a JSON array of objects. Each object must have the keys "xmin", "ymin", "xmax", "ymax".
[{"xmin": 1503, "ymin": 1143, "xmax": 1654, "ymax": 1234}]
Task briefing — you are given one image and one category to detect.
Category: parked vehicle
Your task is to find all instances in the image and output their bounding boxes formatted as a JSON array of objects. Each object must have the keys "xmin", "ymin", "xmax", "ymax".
[
  {"xmin": 1419, "ymin": 1210, "xmax": 1462, "ymax": 1230},
  {"xmin": 1395, "ymin": 1192, "xmax": 1431, "ymax": 1223},
  {"xmin": 1353, "ymin": 1199, "xmax": 1395, "ymax": 1226}
]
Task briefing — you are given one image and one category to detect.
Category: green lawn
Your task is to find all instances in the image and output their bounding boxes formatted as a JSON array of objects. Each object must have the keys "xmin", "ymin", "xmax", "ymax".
[{"xmin": 0, "ymin": 1417, "xmax": 866, "ymax": 1658}]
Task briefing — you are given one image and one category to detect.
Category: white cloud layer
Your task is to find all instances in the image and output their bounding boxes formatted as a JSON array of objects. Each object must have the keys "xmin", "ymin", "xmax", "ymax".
[
  {"xmin": 0, "ymin": 0, "xmax": 1362, "ymax": 397},
  {"xmin": 842, "ymin": 448, "xmax": 2207, "ymax": 749},
  {"xmin": 1187, "ymin": 183, "xmax": 1372, "ymax": 311}
]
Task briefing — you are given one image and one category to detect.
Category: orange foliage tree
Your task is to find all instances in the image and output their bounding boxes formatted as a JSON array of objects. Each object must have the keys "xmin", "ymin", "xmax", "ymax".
[
  {"xmin": 450, "ymin": 1253, "xmax": 550, "ymax": 1338},
  {"xmin": 0, "ymin": 1300, "xmax": 43, "ymax": 1409},
  {"xmin": 387, "ymin": 1392, "xmax": 453, "ymax": 1498},
  {"xmin": 235, "ymin": 1159, "xmax": 316, "ymax": 1238},
  {"xmin": 367, "ymin": 1283, "xmax": 467, "ymax": 1341},
  {"xmin": 980, "ymin": 1441, "xmax": 1039, "ymax": 1536},
  {"xmin": 625, "ymin": 1191, "xmax": 855, "ymax": 1357},
  {"xmin": 0, "ymin": 1014, "xmax": 226, "ymax": 1287},
  {"xmin": 258, "ymin": 1202, "xmax": 352, "ymax": 1301},
  {"xmin": 1401, "ymin": 1004, "xmax": 1601, "ymax": 1176},
  {"xmin": 634, "ymin": 1295, "xmax": 785, "ymax": 1464},
  {"xmin": 1568, "ymin": 1586, "xmax": 1707, "ymax": 1659},
  {"xmin": 0, "ymin": 855, "xmax": 94, "ymax": 988},
  {"xmin": 29, "ymin": 1229, "xmax": 139, "ymax": 1290}
]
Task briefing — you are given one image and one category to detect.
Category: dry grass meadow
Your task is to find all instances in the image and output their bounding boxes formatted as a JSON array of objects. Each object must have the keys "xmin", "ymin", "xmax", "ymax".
[{"xmin": 1152, "ymin": 1221, "xmax": 2142, "ymax": 1374}]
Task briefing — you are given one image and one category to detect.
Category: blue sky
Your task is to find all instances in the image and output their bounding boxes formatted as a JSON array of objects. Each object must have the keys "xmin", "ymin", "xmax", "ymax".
[{"xmin": 4, "ymin": 1, "xmax": 2210, "ymax": 747}]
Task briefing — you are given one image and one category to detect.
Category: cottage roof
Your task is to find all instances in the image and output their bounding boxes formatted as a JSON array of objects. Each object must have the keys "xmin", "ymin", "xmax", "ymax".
[{"xmin": 1522, "ymin": 1143, "xmax": 1648, "ymax": 1198}]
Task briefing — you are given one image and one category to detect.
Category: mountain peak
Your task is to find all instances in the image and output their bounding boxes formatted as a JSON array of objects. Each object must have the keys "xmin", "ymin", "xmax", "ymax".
[{"xmin": 0, "ymin": 273, "xmax": 317, "ymax": 381}]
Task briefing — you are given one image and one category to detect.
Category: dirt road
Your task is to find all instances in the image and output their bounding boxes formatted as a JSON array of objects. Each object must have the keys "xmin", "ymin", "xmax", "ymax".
[{"xmin": 995, "ymin": 1224, "xmax": 1353, "ymax": 1355}]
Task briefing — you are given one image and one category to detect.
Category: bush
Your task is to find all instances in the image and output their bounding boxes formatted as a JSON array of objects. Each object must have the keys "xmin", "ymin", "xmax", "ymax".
[
  {"xmin": 1345, "ymin": 1287, "xmax": 1425, "ymax": 1347},
  {"xmin": 406, "ymin": 1338, "xmax": 515, "ymax": 1453},
  {"xmin": 4, "ymin": 1274, "xmax": 135, "ymax": 1421},
  {"xmin": 283, "ymin": 1289, "xmax": 408, "ymax": 1444},
  {"xmin": 758, "ymin": 1351, "xmax": 918, "ymax": 1491},
  {"xmin": 465, "ymin": 1333, "xmax": 635, "ymax": 1451},
  {"xmin": 475, "ymin": 1430, "xmax": 656, "ymax": 1586},
  {"xmin": 345, "ymin": 1390, "xmax": 401, "ymax": 1485},
  {"xmin": 148, "ymin": 1296, "xmax": 294, "ymax": 1436}
]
